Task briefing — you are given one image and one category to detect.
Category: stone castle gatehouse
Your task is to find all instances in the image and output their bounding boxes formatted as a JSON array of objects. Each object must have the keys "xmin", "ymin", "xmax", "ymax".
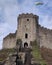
[{"xmin": 3, "ymin": 13, "xmax": 52, "ymax": 49}]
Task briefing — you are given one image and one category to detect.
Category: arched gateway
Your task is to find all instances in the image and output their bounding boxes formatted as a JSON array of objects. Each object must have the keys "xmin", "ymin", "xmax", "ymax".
[{"xmin": 24, "ymin": 42, "xmax": 28, "ymax": 48}]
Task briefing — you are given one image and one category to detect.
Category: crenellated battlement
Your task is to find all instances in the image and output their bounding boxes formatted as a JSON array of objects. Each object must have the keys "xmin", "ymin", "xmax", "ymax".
[
  {"xmin": 18, "ymin": 13, "xmax": 39, "ymax": 19},
  {"xmin": 39, "ymin": 25, "xmax": 52, "ymax": 34}
]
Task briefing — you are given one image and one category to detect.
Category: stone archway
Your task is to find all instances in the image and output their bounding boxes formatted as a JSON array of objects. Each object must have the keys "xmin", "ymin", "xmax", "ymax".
[{"xmin": 24, "ymin": 42, "xmax": 28, "ymax": 48}]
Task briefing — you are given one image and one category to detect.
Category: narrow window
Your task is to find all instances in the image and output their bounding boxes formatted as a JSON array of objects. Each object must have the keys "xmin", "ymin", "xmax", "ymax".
[{"xmin": 25, "ymin": 33, "xmax": 28, "ymax": 38}]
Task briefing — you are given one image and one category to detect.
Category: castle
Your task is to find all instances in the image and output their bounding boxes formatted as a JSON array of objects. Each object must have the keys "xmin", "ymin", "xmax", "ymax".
[{"xmin": 3, "ymin": 13, "xmax": 52, "ymax": 49}]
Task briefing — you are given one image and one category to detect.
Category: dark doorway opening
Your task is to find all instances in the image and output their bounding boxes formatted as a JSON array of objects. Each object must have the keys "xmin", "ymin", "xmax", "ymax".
[{"xmin": 24, "ymin": 42, "xmax": 28, "ymax": 48}]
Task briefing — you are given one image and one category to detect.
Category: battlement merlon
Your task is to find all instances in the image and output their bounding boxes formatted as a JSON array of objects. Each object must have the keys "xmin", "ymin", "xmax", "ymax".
[{"xmin": 18, "ymin": 13, "xmax": 39, "ymax": 20}]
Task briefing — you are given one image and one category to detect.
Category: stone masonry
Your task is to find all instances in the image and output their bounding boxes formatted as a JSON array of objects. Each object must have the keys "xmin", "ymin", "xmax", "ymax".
[{"xmin": 3, "ymin": 13, "xmax": 52, "ymax": 49}]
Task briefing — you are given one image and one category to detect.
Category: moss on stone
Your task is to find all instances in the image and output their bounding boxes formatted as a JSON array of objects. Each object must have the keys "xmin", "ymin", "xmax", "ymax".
[{"xmin": 31, "ymin": 40, "xmax": 47, "ymax": 65}]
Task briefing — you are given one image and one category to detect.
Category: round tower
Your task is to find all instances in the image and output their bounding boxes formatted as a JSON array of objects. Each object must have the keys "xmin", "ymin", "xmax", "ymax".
[{"xmin": 16, "ymin": 13, "xmax": 39, "ymax": 47}]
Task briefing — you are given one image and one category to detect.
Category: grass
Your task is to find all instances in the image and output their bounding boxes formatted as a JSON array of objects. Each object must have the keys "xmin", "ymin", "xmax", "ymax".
[
  {"xmin": 32, "ymin": 45, "xmax": 42, "ymax": 60},
  {"xmin": 0, "ymin": 48, "xmax": 16, "ymax": 61},
  {"xmin": 31, "ymin": 41, "xmax": 47, "ymax": 65}
]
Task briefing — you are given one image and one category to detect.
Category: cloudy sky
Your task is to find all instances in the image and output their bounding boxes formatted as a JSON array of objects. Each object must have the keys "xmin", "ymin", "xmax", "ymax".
[{"xmin": 0, "ymin": 0, "xmax": 52, "ymax": 49}]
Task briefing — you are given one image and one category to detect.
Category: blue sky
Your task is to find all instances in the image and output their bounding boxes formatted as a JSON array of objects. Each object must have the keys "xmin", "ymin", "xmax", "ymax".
[{"xmin": 0, "ymin": 0, "xmax": 52, "ymax": 49}]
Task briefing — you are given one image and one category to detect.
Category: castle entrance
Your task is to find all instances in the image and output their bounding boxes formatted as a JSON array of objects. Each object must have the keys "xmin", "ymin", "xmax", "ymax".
[{"xmin": 24, "ymin": 42, "xmax": 28, "ymax": 48}]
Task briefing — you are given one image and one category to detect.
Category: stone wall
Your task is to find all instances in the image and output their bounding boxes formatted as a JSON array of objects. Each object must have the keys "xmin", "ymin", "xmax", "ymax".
[
  {"xmin": 39, "ymin": 25, "xmax": 52, "ymax": 49},
  {"xmin": 3, "ymin": 31, "xmax": 16, "ymax": 49},
  {"xmin": 17, "ymin": 13, "xmax": 39, "ymax": 47},
  {"xmin": 3, "ymin": 13, "xmax": 52, "ymax": 49}
]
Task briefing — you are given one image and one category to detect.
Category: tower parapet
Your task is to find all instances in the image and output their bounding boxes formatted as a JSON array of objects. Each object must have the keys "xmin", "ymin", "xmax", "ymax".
[
  {"xmin": 18, "ymin": 13, "xmax": 39, "ymax": 19},
  {"xmin": 17, "ymin": 13, "xmax": 39, "ymax": 47}
]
